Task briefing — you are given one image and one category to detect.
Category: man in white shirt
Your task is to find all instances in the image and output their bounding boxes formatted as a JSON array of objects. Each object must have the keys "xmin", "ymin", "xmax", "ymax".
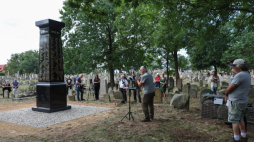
[{"xmin": 118, "ymin": 75, "xmax": 128, "ymax": 103}]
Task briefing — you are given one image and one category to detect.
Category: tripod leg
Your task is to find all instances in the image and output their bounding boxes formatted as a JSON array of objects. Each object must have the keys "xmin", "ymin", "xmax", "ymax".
[
  {"xmin": 130, "ymin": 112, "xmax": 135, "ymax": 122},
  {"xmin": 121, "ymin": 112, "xmax": 129, "ymax": 121}
]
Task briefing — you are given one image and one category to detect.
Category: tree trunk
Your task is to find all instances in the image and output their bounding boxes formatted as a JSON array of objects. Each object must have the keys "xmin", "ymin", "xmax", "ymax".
[
  {"xmin": 166, "ymin": 52, "xmax": 169, "ymax": 86},
  {"xmin": 107, "ymin": 25, "xmax": 115, "ymax": 89},
  {"xmin": 214, "ymin": 65, "xmax": 217, "ymax": 73},
  {"xmin": 173, "ymin": 50, "xmax": 179, "ymax": 80}
]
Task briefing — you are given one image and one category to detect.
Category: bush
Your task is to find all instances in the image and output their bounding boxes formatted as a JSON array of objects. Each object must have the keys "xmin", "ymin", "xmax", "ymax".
[{"xmin": 0, "ymin": 72, "xmax": 5, "ymax": 76}]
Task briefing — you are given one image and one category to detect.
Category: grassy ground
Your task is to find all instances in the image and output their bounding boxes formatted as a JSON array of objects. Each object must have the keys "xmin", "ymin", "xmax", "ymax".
[{"xmin": 0, "ymin": 97, "xmax": 253, "ymax": 142}]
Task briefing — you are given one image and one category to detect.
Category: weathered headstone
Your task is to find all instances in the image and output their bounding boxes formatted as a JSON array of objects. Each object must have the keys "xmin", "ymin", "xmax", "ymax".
[
  {"xmin": 182, "ymin": 84, "xmax": 190, "ymax": 93},
  {"xmin": 113, "ymin": 91, "xmax": 123, "ymax": 100},
  {"xmin": 32, "ymin": 19, "xmax": 71, "ymax": 113},
  {"xmin": 199, "ymin": 88, "xmax": 213, "ymax": 98},
  {"xmin": 170, "ymin": 94, "xmax": 189, "ymax": 109},
  {"xmin": 165, "ymin": 93, "xmax": 174, "ymax": 104},
  {"xmin": 190, "ymin": 85, "xmax": 198, "ymax": 91},
  {"xmin": 173, "ymin": 87, "xmax": 179, "ymax": 94},
  {"xmin": 189, "ymin": 89, "xmax": 197, "ymax": 98},
  {"xmin": 199, "ymin": 80, "xmax": 203, "ymax": 87},
  {"xmin": 169, "ymin": 77, "xmax": 174, "ymax": 87},
  {"xmin": 154, "ymin": 88, "xmax": 162, "ymax": 103},
  {"xmin": 176, "ymin": 78, "xmax": 183, "ymax": 91},
  {"xmin": 103, "ymin": 94, "xmax": 111, "ymax": 103},
  {"xmin": 4, "ymin": 90, "xmax": 9, "ymax": 98}
]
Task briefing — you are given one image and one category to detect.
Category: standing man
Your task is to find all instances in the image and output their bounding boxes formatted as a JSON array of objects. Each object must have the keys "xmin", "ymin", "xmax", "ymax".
[
  {"xmin": 12, "ymin": 79, "xmax": 19, "ymax": 98},
  {"xmin": 118, "ymin": 74, "xmax": 128, "ymax": 103},
  {"xmin": 66, "ymin": 75, "xmax": 72, "ymax": 95},
  {"xmin": 136, "ymin": 66, "xmax": 155, "ymax": 122},
  {"xmin": 131, "ymin": 74, "xmax": 138, "ymax": 102},
  {"xmin": 225, "ymin": 59, "xmax": 250, "ymax": 142},
  {"xmin": 74, "ymin": 74, "xmax": 78, "ymax": 94},
  {"xmin": 76, "ymin": 74, "xmax": 85, "ymax": 101}
]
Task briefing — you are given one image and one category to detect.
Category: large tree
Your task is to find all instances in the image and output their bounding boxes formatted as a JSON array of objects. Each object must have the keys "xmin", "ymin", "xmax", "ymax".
[{"xmin": 4, "ymin": 50, "xmax": 39, "ymax": 75}]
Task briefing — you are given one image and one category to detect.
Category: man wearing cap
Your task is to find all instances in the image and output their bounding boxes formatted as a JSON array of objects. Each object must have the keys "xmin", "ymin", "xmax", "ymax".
[
  {"xmin": 154, "ymin": 73, "xmax": 160, "ymax": 88},
  {"xmin": 225, "ymin": 59, "xmax": 250, "ymax": 142}
]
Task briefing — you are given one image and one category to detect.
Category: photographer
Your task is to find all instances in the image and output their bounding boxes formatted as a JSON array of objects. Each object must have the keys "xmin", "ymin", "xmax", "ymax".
[
  {"xmin": 118, "ymin": 74, "xmax": 128, "ymax": 103},
  {"xmin": 76, "ymin": 74, "xmax": 85, "ymax": 101}
]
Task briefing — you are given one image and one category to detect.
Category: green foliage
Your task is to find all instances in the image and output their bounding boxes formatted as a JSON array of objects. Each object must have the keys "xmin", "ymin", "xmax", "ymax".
[
  {"xmin": 0, "ymin": 72, "xmax": 5, "ymax": 76},
  {"xmin": 4, "ymin": 50, "xmax": 39, "ymax": 75}
]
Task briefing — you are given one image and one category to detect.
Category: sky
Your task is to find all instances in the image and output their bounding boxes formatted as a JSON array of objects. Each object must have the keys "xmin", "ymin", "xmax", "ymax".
[
  {"xmin": 0, "ymin": 0, "xmax": 187, "ymax": 65},
  {"xmin": 0, "ymin": 0, "xmax": 65, "ymax": 64}
]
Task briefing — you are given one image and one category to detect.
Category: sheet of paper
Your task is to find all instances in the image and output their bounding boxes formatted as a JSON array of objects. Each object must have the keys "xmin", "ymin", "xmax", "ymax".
[{"xmin": 214, "ymin": 98, "xmax": 223, "ymax": 105}]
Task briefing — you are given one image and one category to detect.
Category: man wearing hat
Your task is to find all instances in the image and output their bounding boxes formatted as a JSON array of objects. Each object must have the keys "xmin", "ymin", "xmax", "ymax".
[
  {"xmin": 225, "ymin": 59, "xmax": 250, "ymax": 142},
  {"xmin": 154, "ymin": 73, "xmax": 160, "ymax": 88}
]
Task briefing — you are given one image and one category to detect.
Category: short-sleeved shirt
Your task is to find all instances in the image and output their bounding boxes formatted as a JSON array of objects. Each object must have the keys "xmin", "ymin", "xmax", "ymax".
[
  {"xmin": 140, "ymin": 72, "xmax": 154, "ymax": 94},
  {"xmin": 77, "ymin": 77, "xmax": 81, "ymax": 84},
  {"xmin": 66, "ymin": 79, "xmax": 72, "ymax": 85},
  {"xmin": 12, "ymin": 82, "xmax": 19, "ymax": 88},
  {"xmin": 229, "ymin": 71, "xmax": 251, "ymax": 103},
  {"xmin": 119, "ymin": 79, "xmax": 128, "ymax": 88}
]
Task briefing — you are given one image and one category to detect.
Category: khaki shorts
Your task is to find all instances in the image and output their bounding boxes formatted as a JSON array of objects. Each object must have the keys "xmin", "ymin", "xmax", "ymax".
[{"xmin": 228, "ymin": 101, "xmax": 248, "ymax": 123}]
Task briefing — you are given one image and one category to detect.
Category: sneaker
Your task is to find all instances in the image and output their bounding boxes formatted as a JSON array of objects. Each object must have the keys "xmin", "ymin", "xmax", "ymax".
[
  {"xmin": 232, "ymin": 137, "xmax": 240, "ymax": 142},
  {"xmin": 240, "ymin": 136, "xmax": 248, "ymax": 142},
  {"xmin": 140, "ymin": 119, "xmax": 151, "ymax": 122}
]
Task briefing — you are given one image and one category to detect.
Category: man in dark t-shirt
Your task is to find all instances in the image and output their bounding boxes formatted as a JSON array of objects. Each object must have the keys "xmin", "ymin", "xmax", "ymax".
[
  {"xmin": 66, "ymin": 75, "xmax": 72, "ymax": 95},
  {"xmin": 76, "ymin": 74, "xmax": 85, "ymax": 101}
]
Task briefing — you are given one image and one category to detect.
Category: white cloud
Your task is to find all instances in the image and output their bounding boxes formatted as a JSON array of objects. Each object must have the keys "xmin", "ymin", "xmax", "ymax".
[{"xmin": 0, "ymin": 0, "xmax": 65, "ymax": 64}]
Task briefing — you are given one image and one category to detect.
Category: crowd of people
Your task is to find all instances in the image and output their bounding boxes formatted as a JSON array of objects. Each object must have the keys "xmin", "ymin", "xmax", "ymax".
[{"xmin": 66, "ymin": 74, "xmax": 101, "ymax": 102}]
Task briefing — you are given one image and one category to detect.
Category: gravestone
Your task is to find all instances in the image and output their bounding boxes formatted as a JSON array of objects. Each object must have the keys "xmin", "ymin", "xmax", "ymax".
[
  {"xmin": 103, "ymin": 94, "xmax": 111, "ymax": 103},
  {"xmin": 199, "ymin": 88, "xmax": 213, "ymax": 98},
  {"xmin": 190, "ymin": 85, "xmax": 198, "ymax": 91},
  {"xmin": 165, "ymin": 93, "xmax": 174, "ymax": 104},
  {"xmin": 189, "ymin": 89, "xmax": 197, "ymax": 98},
  {"xmin": 32, "ymin": 19, "xmax": 71, "ymax": 113},
  {"xmin": 113, "ymin": 91, "xmax": 123, "ymax": 100},
  {"xmin": 68, "ymin": 95, "xmax": 75, "ymax": 101},
  {"xmin": 221, "ymin": 81, "xmax": 228, "ymax": 86},
  {"xmin": 154, "ymin": 88, "xmax": 162, "ymax": 103},
  {"xmin": 176, "ymin": 79, "xmax": 183, "ymax": 91},
  {"xmin": 173, "ymin": 87, "xmax": 179, "ymax": 94},
  {"xmin": 68, "ymin": 89, "xmax": 72, "ymax": 96},
  {"xmin": 4, "ymin": 90, "xmax": 9, "ymax": 98},
  {"xmin": 182, "ymin": 85, "xmax": 190, "ymax": 93},
  {"xmin": 169, "ymin": 77, "xmax": 174, "ymax": 87},
  {"xmin": 199, "ymin": 80, "xmax": 203, "ymax": 87},
  {"xmin": 170, "ymin": 94, "xmax": 189, "ymax": 109}
]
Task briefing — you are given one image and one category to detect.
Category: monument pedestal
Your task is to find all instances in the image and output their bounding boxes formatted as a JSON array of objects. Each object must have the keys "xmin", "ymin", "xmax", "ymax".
[{"xmin": 32, "ymin": 82, "xmax": 71, "ymax": 113}]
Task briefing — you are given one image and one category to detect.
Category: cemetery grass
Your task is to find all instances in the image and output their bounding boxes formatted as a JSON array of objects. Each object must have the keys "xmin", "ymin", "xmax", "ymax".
[{"xmin": 0, "ymin": 97, "xmax": 254, "ymax": 142}]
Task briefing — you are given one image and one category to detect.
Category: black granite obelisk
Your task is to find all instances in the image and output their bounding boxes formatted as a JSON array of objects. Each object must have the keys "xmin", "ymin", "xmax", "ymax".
[{"xmin": 32, "ymin": 19, "xmax": 71, "ymax": 113}]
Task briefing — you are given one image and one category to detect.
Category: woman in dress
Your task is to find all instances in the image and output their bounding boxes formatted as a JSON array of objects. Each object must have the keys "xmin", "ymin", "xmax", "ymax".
[
  {"xmin": 210, "ymin": 71, "xmax": 220, "ymax": 95},
  {"xmin": 160, "ymin": 73, "xmax": 167, "ymax": 99},
  {"xmin": 94, "ymin": 75, "xmax": 100, "ymax": 101}
]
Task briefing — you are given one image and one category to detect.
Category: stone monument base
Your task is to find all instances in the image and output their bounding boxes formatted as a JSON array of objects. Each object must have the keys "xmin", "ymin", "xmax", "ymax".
[{"xmin": 32, "ymin": 105, "xmax": 71, "ymax": 113}]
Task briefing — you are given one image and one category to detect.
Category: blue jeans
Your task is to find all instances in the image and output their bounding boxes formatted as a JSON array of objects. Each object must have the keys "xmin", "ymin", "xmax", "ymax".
[
  {"xmin": 211, "ymin": 87, "xmax": 217, "ymax": 95},
  {"xmin": 155, "ymin": 83, "xmax": 160, "ymax": 88},
  {"xmin": 77, "ymin": 87, "xmax": 83, "ymax": 101}
]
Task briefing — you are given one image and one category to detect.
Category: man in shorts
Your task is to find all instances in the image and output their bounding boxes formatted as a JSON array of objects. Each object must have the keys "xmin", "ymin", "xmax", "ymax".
[{"xmin": 225, "ymin": 59, "xmax": 250, "ymax": 142}]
